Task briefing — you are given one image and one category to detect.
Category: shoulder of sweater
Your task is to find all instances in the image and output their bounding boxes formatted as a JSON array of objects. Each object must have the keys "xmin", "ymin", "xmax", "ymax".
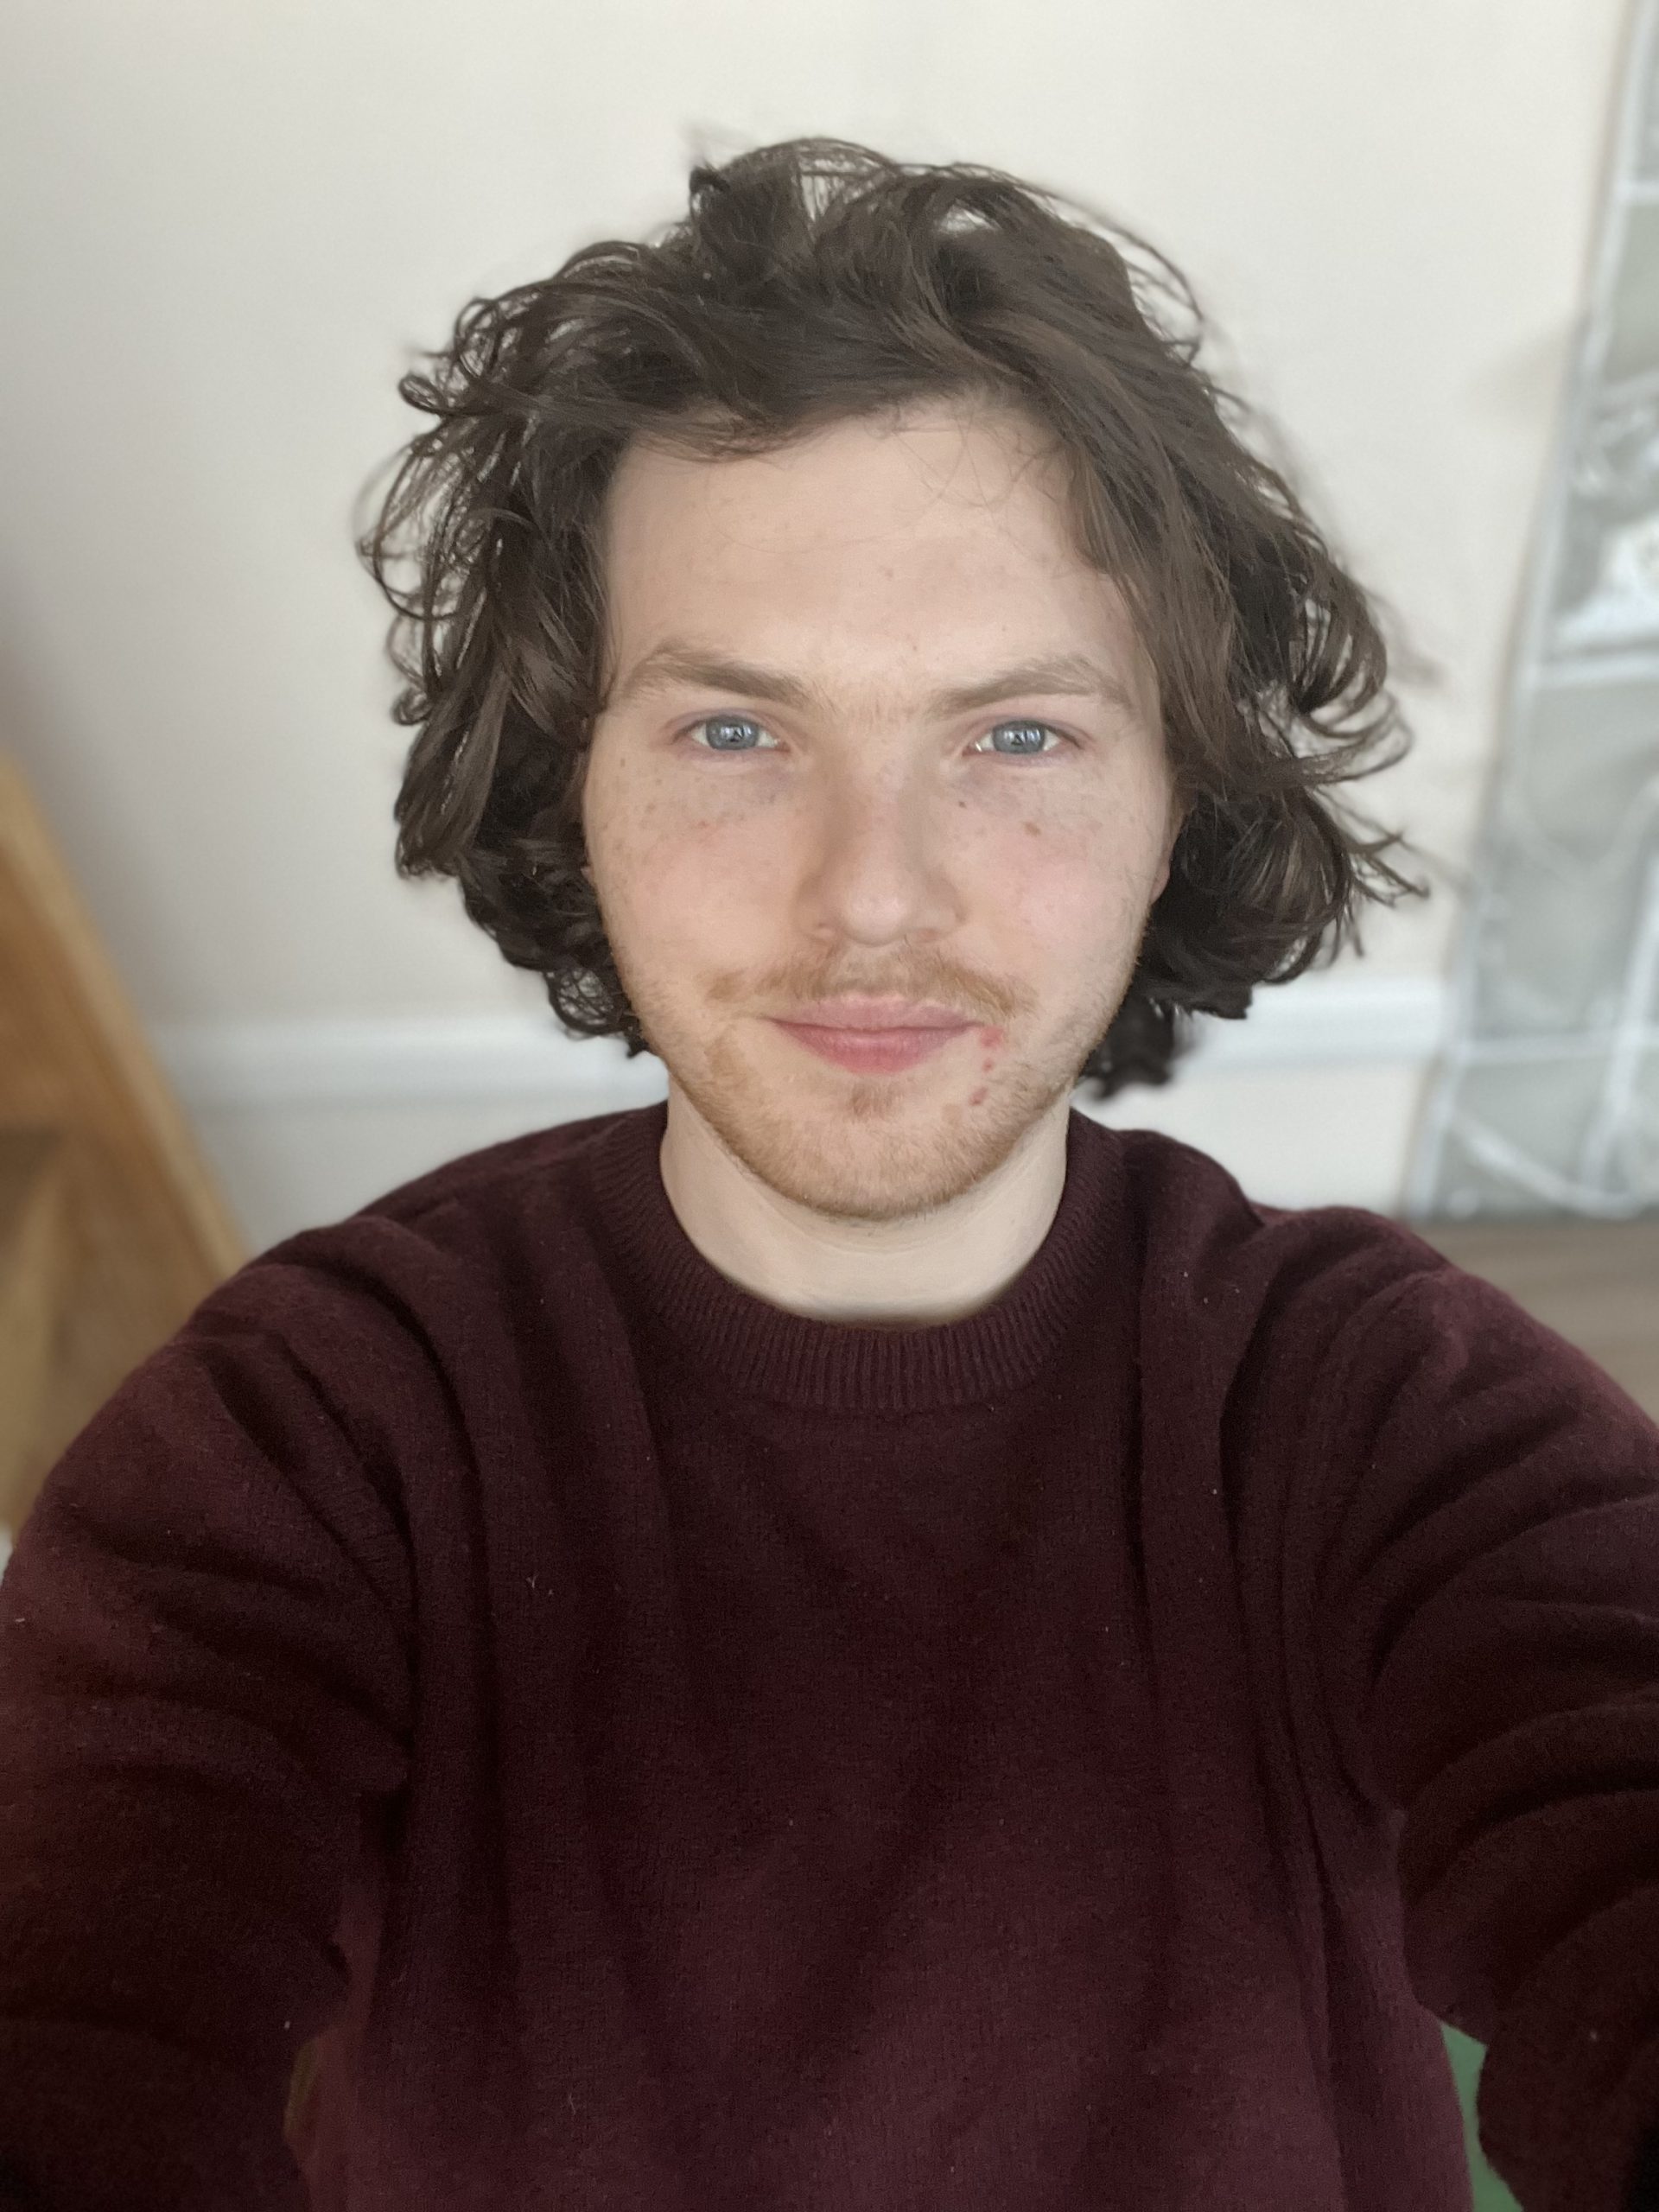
[
  {"xmin": 173, "ymin": 1105, "xmax": 647, "ymax": 1342},
  {"xmin": 337, "ymin": 1103, "xmax": 640, "ymax": 1231},
  {"xmin": 1098, "ymin": 1117, "xmax": 1457, "ymax": 1318}
]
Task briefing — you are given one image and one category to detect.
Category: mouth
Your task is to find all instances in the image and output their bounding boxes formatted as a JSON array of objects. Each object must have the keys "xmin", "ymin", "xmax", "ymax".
[
  {"xmin": 776, "ymin": 997, "xmax": 971, "ymax": 1031},
  {"xmin": 768, "ymin": 1018, "xmax": 971, "ymax": 1074}
]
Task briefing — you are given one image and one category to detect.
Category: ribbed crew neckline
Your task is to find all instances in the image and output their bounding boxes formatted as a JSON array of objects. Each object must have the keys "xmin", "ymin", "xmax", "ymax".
[{"xmin": 578, "ymin": 1096, "xmax": 1123, "ymax": 1415}]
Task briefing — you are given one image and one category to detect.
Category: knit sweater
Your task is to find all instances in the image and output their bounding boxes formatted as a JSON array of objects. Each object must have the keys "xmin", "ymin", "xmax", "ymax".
[{"xmin": 2, "ymin": 1098, "xmax": 1657, "ymax": 2212}]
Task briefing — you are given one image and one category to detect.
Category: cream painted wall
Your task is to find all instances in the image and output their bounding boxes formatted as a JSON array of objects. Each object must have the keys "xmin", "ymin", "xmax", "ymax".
[{"xmin": 0, "ymin": 0, "xmax": 1634, "ymax": 1241}]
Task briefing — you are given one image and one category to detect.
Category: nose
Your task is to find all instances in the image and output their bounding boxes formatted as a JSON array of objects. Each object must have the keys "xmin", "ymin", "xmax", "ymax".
[{"xmin": 793, "ymin": 767, "xmax": 963, "ymax": 951}]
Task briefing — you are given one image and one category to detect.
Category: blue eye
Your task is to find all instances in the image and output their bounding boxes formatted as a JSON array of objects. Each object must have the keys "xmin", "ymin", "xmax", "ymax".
[
  {"xmin": 690, "ymin": 714, "xmax": 772, "ymax": 752},
  {"xmin": 979, "ymin": 720, "xmax": 1062, "ymax": 757},
  {"xmin": 683, "ymin": 714, "xmax": 1067, "ymax": 757}
]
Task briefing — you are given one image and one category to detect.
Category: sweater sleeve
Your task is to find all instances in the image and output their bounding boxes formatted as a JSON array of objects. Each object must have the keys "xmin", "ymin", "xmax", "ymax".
[
  {"xmin": 0, "ymin": 1248, "xmax": 417, "ymax": 2211},
  {"xmin": 1312, "ymin": 1253, "xmax": 1659, "ymax": 2212}
]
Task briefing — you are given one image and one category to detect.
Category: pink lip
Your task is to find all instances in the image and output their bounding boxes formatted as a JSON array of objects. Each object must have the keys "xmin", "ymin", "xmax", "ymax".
[
  {"xmin": 770, "ymin": 1020, "xmax": 969, "ymax": 1073},
  {"xmin": 780, "ymin": 999, "xmax": 969, "ymax": 1031}
]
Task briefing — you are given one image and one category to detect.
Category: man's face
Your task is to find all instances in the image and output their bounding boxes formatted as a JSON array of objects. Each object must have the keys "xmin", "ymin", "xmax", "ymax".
[{"xmin": 580, "ymin": 397, "xmax": 1184, "ymax": 1225}]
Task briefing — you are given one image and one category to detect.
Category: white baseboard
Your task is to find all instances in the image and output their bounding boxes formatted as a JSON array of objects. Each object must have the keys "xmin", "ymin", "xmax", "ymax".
[{"xmin": 149, "ymin": 973, "xmax": 1452, "ymax": 1109}]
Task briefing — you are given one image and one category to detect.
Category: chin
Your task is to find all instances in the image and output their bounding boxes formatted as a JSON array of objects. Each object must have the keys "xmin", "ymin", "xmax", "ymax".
[{"xmin": 664, "ymin": 1024, "xmax": 1074, "ymax": 1226}]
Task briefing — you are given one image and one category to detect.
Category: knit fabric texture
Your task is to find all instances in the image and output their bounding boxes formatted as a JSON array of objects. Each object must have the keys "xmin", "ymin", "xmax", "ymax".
[{"xmin": 2, "ymin": 1099, "xmax": 1657, "ymax": 2210}]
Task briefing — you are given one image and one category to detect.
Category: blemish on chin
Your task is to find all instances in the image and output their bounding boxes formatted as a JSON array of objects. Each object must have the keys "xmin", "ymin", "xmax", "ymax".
[
  {"xmin": 978, "ymin": 1025, "xmax": 1005, "ymax": 1052},
  {"xmin": 968, "ymin": 1085, "xmax": 988, "ymax": 1107}
]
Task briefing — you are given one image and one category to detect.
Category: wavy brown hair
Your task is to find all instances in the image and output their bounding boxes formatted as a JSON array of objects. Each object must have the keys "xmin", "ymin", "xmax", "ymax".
[{"xmin": 360, "ymin": 135, "xmax": 1428, "ymax": 1096}]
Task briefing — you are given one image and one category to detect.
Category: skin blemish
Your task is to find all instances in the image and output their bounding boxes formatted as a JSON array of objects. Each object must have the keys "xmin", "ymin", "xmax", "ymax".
[
  {"xmin": 968, "ymin": 1086, "xmax": 988, "ymax": 1107},
  {"xmin": 978, "ymin": 1025, "xmax": 1005, "ymax": 1055}
]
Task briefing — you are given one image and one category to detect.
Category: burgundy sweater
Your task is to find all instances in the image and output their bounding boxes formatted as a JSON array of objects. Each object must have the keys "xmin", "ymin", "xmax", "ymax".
[{"xmin": 3, "ymin": 1098, "xmax": 1659, "ymax": 2212}]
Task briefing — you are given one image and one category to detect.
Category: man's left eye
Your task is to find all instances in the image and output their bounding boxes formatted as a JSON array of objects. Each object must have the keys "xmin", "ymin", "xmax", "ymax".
[{"xmin": 976, "ymin": 720, "xmax": 1065, "ymax": 757}]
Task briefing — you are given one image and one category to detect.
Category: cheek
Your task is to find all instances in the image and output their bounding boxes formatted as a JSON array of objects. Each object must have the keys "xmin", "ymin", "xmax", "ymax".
[
  {"xmin": 997, "ymin": 816, "xmax": 1109, "ymax": 953},
  {"xmin": 606, "ymin": 804, "xmax": 762, "ymax": 954}
]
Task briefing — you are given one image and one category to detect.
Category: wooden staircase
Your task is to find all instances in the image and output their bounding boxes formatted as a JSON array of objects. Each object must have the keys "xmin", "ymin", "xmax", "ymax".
[{"xmin": 0, "ymin": 753, "xmax": 246, "ymax": 1551}]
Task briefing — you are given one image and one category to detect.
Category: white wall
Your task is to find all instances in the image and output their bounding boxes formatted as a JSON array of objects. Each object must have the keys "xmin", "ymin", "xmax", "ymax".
[{"xmin": 0, "ymin": 0, "xmax": 1634, "ymax": 1248}]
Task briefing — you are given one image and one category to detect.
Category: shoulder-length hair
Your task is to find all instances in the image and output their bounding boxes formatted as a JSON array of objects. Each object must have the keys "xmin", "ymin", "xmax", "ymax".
[{"xmin": 360, "ymin": 135, "xmax": 1427, "ymax": 1096}]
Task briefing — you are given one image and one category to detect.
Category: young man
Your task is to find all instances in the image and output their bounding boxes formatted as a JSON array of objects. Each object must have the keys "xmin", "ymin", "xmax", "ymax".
[{"xmin": 2, "ymin": 137, "xmax": 1657, "ymax": 2212}]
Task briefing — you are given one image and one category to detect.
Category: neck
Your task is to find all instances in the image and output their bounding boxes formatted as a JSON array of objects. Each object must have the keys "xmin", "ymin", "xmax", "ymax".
[{"xmin": 657, "ymin": 1084, "xmax": 1071, "ymax": 1328}]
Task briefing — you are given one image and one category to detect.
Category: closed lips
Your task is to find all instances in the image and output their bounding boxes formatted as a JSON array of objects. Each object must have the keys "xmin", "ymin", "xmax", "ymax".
[{"xmin": 779, "ymin": 1002, "xmax": 970, "ymax": 1030}]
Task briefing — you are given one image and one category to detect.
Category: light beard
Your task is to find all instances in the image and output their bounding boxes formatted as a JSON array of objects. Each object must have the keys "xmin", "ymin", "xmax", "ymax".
[{"xmin": 646, "ymin": 998, "xmax": 1111, "ymax": 1228}]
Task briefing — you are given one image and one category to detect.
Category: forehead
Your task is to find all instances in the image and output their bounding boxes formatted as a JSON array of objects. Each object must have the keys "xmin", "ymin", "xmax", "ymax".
[
  {"xmin": 597, "ymin": 399, "xmax": 1143, "ymax": 681},
  {"xmin": 603, "ymin": 398, "xmax": 1070, "ymax": 556}
]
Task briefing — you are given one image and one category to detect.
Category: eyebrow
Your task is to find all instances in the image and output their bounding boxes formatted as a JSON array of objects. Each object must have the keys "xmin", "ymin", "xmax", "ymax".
[{"xmin": 607, "ymin": 639, "xmax": 1143, "ymax": 722}]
